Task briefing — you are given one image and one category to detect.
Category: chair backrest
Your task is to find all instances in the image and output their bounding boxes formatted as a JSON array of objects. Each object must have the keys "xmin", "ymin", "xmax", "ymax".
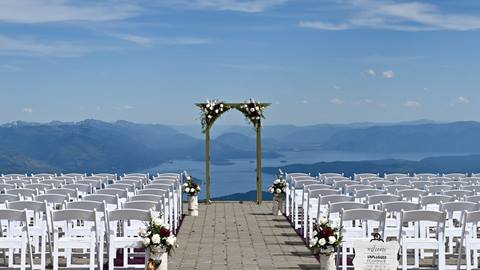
[
  {"xmin": 319, "ymin": 194, "xmax": 353, "ymax": 205},
  {"xmin": 122, "ymin": 200, "xmax": 158, "ymax": 210},
  {"xmin": 309, "ymin": 189, "xmax": 339, "ymax": 198},
  {"xmin": 7, "ymin": 200, "xmax": 46, "ymax": 212},
  {"xmin": 367, "ymin": 194, "xmax": 402, "ymax": 205},
  {"xmin": 369, "ymin": 180, "xmax": 393, "ymax": 189},
  {"xmin": 384, "ymin": 173, "xmax": 409, "ymax": 181},
  {"xmin": 323, "ymin": 176, "xmax": 350, "ymax": 185},
  {"xmin": 108, "ymin": 208, "xmax": 150, "ymax": 222},
  {"xmin": 0, "ymin": 183, "xmax": 16, "ymax": 191},
  {"xmin": 466, "ymin": 177, "xmax": 480, "ymax": 185},
  {"xmin": 61, "ymin": 173, "xmax": 86, "ymax": 180},
  {"xmin": 354, "ymin": 189, "xmax": 384, "ymax": 199},
  {"xmin": 420, "ymin": 195, "xmax": 453, "ymax": 210},
  {"xmin": 145, "ymin": 183, "xmax": 173, "ymax": 191},
  {"xmin": 385, "ymin": 185, "xmax": 411, "ymax": 194},
  {"xmin": 46, "ymin": 188, "xmax": 77, "ymax": 198},
  {"xmin": 381, "ymin": 201, "xmax": 421, "ymax": 212},
  {"xmin": 306, "ymin": 184, "xmax": 332, "ymax": 191},
  {"xmin": 465, "ymin": 195, "xmax": 480, "ymax": 203},
  {"xmin": 6, "ymin": 188, "xmax": 37, "ymax": 198},
  {"xmin": 443, "ymin": 189, "xmax": 473, "ymax": 199},
  {"xmin": 345, "ymin": 184, "xmax": 373, "ymax": 194},
  {"xmin": 328, "ymin": 202, "xmax": 366, "ymax": 214},
  {"xmin": 426, "ymin": 185, "xmax": 452, "ymax": 194},
  {"xmin": 354, "ymin": 173, "xmax": 379, "ymax": 181},
  {"xmin": 83, "ymin": 194, "xmax": 119, "ymax": 205},
  {"xmin": 3, "ymin": 173, "xmax": 27, "ymax": 179},
  {"xmin": 428, "ymin": 177, "xmax": 451, "ymax": 185},
  {"xmin": 444, "ymin": 173, "xmax": 467, "ymax": 179},
  {"xmin": 40, "ymin": 179, "xmax": 64, "ymax": 188},
  {"xmin": 0, "ymin": 194, "xmax": 20, "ymax": 203},
  {"xmin": 397, "ymin": 189, "xmax": 427, "ymax": 200},
  {"xmin": 129, "ymin": 194, "xmax": 164, "ymax": 203},
  {"xmin": 66, "ymin": 200, "xmax": 105, "ymax": 212},
  {"xmin": 464, "ymin": 210, "xmax": 480, "ymax": 223},
  {"xmin": 76, "ymin": 180, "xmax": 103, "ymax": 189},
  {"xmin": 63, "ymin": 183, "xmax": 92, "ymax": 193},
  {"xmin": 410, "ymin": 181, "xmax": 433, "ymax": 190},
  {"xmin": 92, "ymin": 173, "xmax": 117, "ymax": 181},
  {"xmin": 340, "ymin": 209, "xmax": 386, "ymax": 236},
  {"xmin": 54, "ymin": 176, "xmax": 76, "ymax": 184},
  {"xmin": 293, "ymin": 180, "xmax": 319, "ymax": 189},
  {"xmin": 24, "ymin": 183, "xmax": 54, "ymax": 192},
  {"xmin": 444, "ymin": 181, "xmax": 469, "ymax": 189},
  {"xmin": 0, "ymin": 209, "xmax": 27, "ymax": 222},
  {"xmin": 151, "ymin": 179, "xmax": 177, "ymax": 185},
  {"xmin": 400, "ymin": 210, "xmax": 447, "ymax": 239},
  {"xmin": 5, "ymin": 179, "xmax": 30, "ymax": 186},
  {"xmin": 34, "ymin": 173, "xmax": 55, "ymax": 179},
  {"xmin": 458, "ymin": 185, "xmax": 480, "ymax": 193},
  {"xmin": 136, "ymin": 189, "xmax": 168, "ymax": 196},
  {"xmin": 95, "ymin": 188, "xmax": 128, "ymax": 198},
  {"xmin": 51, "ymin": 209, "xmax": 96, "ymax": 222},
  {"xmin": 359, "ymin": 177, "xmax": 384, "ymax": 184},
  {"xmin": 108, "ymin": 183, "xmax": 135, "ymax": 192},
  {"xmin": 34, "ymin": 194, "xmax": 68, "ymax": 204},
  {"xmin": 116, "ymin": 179, "xmax": 143, "ymax": 189},
  {"xmin": 395, "ymin": 177, "xmax": 418, "ymax": 186},
  {"xmin": 441, "ymin": 201, "xmax": 478, "ymax": 214},
  {"xmin": 414, "ymin": 173, "xmax": 438, "ymax": 180}
]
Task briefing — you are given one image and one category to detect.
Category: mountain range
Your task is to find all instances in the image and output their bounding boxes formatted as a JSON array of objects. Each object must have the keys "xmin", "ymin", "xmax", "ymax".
[{"xmin": 2, "ymin": 119, "xmax": 480, "ymax": 174}]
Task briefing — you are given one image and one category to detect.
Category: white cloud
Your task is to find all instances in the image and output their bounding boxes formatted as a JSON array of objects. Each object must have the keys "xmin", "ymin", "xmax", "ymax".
[
  {"xmin": 333, "ymin": 85, "xmax": 341, "ymax": 90},
  {"xmin": 456, "ymin": 96, "xmax": 470, "ymax": 104},
  {"xmin": 301, "ymin": 100, "xmax": 309, "ymax": 104},
  {"xmin": 298, "ymin": 21, "xmax": 351, "ymax": 30},
  {"xmin": 298, "ymin": 1, "xmax": 480, "ymax": 32},
  {"xmin": 367, "ymin": 69, "xmax": 376, "ymax": 76},
  {"xmin": 330, "ymin": 97, "xmax": 345, "ymax": 105},
  {"xmin": 0, "ymin": 0, "xmax": 138, "ymax": 23},
  {"xmin": 354, "ymin": 98, "xmax": 386, "ymax": 108},
  {"xmin": 382, "ymin": 70, "xmax": 395, "ymax": 78},
  {"xmin": 162, "ymin": 0, "xmax": 288, "ymax": 13},
  {"xmin": 220, "ymin": 63, "xmax": 286, "ymax": 71},
  {"xmin": 0, "ymin": 34, "xmax": 117, "ymax": 57},
  {"xmin": 403, "ymin": 100, "xmax": 421, "ymax": 108},
  {"xmin": 110, "ymin": 33, "xmax": 153, "ymax": 46},
  {"xmin": 22, "ymin": 108, "xmax": 33, "ymax": 113}
]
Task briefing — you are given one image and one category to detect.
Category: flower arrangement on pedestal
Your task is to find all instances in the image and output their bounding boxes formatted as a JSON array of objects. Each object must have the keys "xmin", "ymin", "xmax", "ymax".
[
  {"xmin": 183, "ymin": 175, "xmax": 200, "ymax": 216},
  {"xmin": 310, "ymin": 215, "xmax": 343, "ymax": 270},
  {"xmin": 199, "ymin": 99, "xmax": 229, "ymax": 132},
  {"xmin": 139, "ymin": 209, "xmax": 177, "ymax": 270},
  {"xmin": 268, "ymin": 177, "xmax": 287, "ymax": 215},
  {"xmin": 238, "ymin": 98, "xmax": 266, "ymax": 128}
]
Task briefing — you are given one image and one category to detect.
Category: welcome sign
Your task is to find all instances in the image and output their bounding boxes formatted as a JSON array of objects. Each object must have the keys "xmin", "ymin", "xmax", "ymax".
[{"xmin": 352, "ymin": 240, "xmax": 400, "ymax": 270}]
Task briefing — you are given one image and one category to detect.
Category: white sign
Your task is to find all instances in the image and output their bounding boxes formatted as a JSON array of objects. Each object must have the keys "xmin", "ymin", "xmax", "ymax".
[{"xmin": 352, "ymin": 240, "xmax": 400, "ymax": 270}]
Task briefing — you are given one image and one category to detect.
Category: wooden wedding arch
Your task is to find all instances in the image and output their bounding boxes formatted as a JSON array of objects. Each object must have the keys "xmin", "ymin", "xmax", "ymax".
[{"xmin": 196, "ymin": 100, "xmax": 270, "ymax": 204}]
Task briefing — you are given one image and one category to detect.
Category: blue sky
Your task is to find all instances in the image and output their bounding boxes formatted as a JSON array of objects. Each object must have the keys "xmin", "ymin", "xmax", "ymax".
[{"xmin": 1, "ymin": 0, "xmax": 480, "ymax": 125}]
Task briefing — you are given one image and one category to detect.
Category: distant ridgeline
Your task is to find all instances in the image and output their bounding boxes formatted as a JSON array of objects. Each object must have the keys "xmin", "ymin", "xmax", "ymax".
[
  {"xmin": 263, "ymin": 155, "xmax": 480, "ymax": 178},
  {"xmin": 2, "ymin": 119, "xmax": 480, "ymax": 174}
]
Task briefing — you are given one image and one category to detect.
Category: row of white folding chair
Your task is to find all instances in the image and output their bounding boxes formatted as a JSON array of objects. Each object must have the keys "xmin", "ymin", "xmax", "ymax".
[
  {"xmin": 152, "ymin": 176, "xmax": 183, "ymax": 228},
  {"xmin": 288, "ymin": 176, "xmax": 319, "ymax": 229}
]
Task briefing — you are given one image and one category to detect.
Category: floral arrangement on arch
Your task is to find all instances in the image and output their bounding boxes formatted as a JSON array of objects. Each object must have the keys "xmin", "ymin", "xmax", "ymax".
[
  {"xmin": 268, "ymin": 177, "xmax": 287, "ymax": 197},
  {"xmin": 183, "ymin": 175, "xmax": 201, "ymax": 196},
  {"xmin": 239, "ymin": 98, "xmax": 266, "ymax": 128},
  {"xmin": 139, "ymin": 209, "xmax": 177, "ymax": 254},
  {"xmin": 199, "ymin": 99, "xmax": 229, "ymax": 132},
  {"xmin": 309, "ymin": 215, "xmax": 342, "ymax": 255}
]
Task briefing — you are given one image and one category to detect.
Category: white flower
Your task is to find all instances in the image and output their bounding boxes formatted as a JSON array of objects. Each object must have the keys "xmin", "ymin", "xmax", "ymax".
[
  {"xmin": 313, "ymin": 230, "xmax": 318, "ymax": 237},
  {"xmin": 318, "ymin": 238, "xmax": 326, "ymax": 246},
  {"xmin": 186, "ymin": 176, "xmax": 192, "ymax": 180},
  {"xmin": 139, "ymin": 228, "xmax": 147, "ymax": 237},
  {"xmin": 256, "ymin": 116, "xmax": 260, "ymax": 120},
  {"xmin": 196, "ymin": 186, "xmax": 201, "ymax": 191},
  {"xmin": 274, "ymin": 179, "xmax": 280, "ymax": 184},
  {"xmin": 309, "ymin": 239, "xmax": 317, "ymax": 247},
  {"xmin": 269, "ymin": 188, "xmax": 274, "ymax": 193},
  {"xmin": 166, "ymin": 235, "xmax": 176, "ymax": 246},
  {"xmin": 328, "ymin": 236, "xmax": 336, "ymax": 244},
  {"xmin": 255, "ymin": 106, "xmax": 259, "ymax": 111},
  {"xmin": 183, "ymin": 183, "xmax": 188, "ymax": 187},
  {"xmin": 149, "ymin": 209, "xmax": 160, "ymax": 219},
  {"xmin": 153, "ymin": 218, "xmax": 163, "ymax": 227},
  {"xmin": 151, "ymin": 234, "xmax": 161, "ymax": 244},
  {"xmin": 319, "ymin": 216, "xmax": 328, "ymax": 225},
  {"xmin": 276, "ymin": 188, "xmax": 281, "ymax": 194},
  {"xmin": 215, "ymin": 109, "xmax": 219, "ymax": 113},
  {"xmin": 184, "ymin": 187, "xmax": 189, "ymax": 192},
  {"xmin": 208, "ymin": 115, "xmax": 212, "ymax": 119},
  {"xmin": 220, "ymin": 104, "xmax": 224, "ymax": 108},
  {"xmin": 190, "ymin": 188, "xmax": 195, "ymax": 193},
  {"xmin": 143, "ymin": 237, "xmax": 151, "ymax": 246},
  {"xmin": 282, "ymin": 187, "xmax": 286, "ymax": 192},
  {"xmin": 250, "ymin": 108, "xmax": 255, "ymax": 112}
]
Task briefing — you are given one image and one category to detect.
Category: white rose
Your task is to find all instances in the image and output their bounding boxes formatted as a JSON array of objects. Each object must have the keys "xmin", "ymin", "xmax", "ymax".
[
  {"xmin": 151, "ymin": 234, "xmax": 161, "ymax": 244},
  {"xmin": 215, "ymin": 109, "xmax": 219, "ymax": 113},
  {"xmin": 166, "ymin": 235, "xmax": 176, "ymax": 246},
  {"xmin": 196, "ymin": 186, "xmax": 201, "ymax": 191},
  {"xmin": 276, "ymin": 188, "xmax": 281, "ymax": 194},
  {"xmin": 189, "ymin": 188, "xmax": 194, "ymax": 193},
  {"xmin": 256, "ymin": 116, "xmax": 260, "ymax": 120},
  {"xmin": 143, "ymin": 237, "xmax": 151, "ymax": 246},
  {"xmin": 313, "ymin": 230, "xmax": 318, "ymax": 237},
  {"xmin": 250, "ymin": 108, "xmax": 255, "ymax": 112},
  {"xmin": 309, "ymin": 239, "xmax": 317, "ymax": 247},
  {"xmin": 149, "ymin": 209, "xmax": 160, "ymax": 219},
  {"xmin": 318, "ymin": 238, "xmax": 326, "ymax": 246},
  {"xmin": 319, "ymin": 216, "xmax": 328, "ymax": 225},
  {"xmin": 139, "ymin": 228, "xmax": 147, "ymax": 237},
  {"xmin": 183, "ymin": 183, "xmax": 188, "ymax": 187},
  {"xmin": 328, "ymin": 236, "xmax": 336, "ymax": 244},
  {"xmin": 153, "ymin": 218, "xmax": 163, "ymax": 226},
  {"xmin": 208, "ymin": 115, "xmax": 212, "ymax": 119},
  {"xmin": 269, "ymin": 188, "xmax": 274, "ymax": 193},
  {"xmin": 184, "ymin": 187, "xmax": 189, "ymax": 192},
  {"xmin": 255, "ymin": 106, "xmax": 259, "ymax": 111},
  {"xmin": 274, "ymin": 179, "xmax": 280, "ymax": 184},
  {"xmin": 282, "ymin": 187, "xmax": 286, "ymax": 192},
  {"xmin": 220, "ymin": 104, "xmax": 224, "ymax": 107}
]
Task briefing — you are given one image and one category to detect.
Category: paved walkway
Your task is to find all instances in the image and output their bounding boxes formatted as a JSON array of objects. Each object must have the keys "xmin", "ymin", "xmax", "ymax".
[{"xmin": 169, "ymin": 201, "xmax": 320, "ymax": 270}]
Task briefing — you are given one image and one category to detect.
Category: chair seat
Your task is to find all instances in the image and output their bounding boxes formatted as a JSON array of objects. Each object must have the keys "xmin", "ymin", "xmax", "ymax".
[
  {"xmin": 403, "ymin": 238, "xmax": 441, "ymax": 249},
  {"xmin": 109, "ymin": 237, "xmax": 143, "ymax": 248}
]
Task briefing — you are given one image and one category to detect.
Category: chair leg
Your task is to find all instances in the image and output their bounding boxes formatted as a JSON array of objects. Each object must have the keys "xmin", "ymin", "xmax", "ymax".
[
  {"xmin": 342, "ymin": 245, "xmax": 347, "ymax": 270},
  {"xmin": 402, "ymin": 244, "xmax": 407, "ymax": 270},
  {"xmin": 108, "ymin": 246, "xmax": 115, "ymax": 270},
  {"xmin": 98, "ymin": 236, "xmax": 104, "ymax": 270},
  {"xmin": 303, "ymin": 207, "xmax": 307, "ymax": 238},
  {"xmin": 473, "ymin": 249, "xmax": 478, "ymax": 269},
  {"xmin": 41, "ymin": 234, "xmax": 46, "ymax": 269},
  {"xmin": 21, "ymin": 243, "xmax": 26, "ymax": 270},
  {"xmin": 90, "ymin": 240, "xmax": 95, "ymax": 270},
  {"xmin": 438, "ymin": 246, "xmax": 445, "ymax": 270},
  {"xmin": 53, "ymin": 247, "xmax": 58, "ymax": 270}
]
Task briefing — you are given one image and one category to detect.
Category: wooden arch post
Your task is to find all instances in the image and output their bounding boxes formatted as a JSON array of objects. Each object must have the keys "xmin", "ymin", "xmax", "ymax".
[{"xmin": 197, "ymin": 102, "xmax": 269, "ymax": 205}]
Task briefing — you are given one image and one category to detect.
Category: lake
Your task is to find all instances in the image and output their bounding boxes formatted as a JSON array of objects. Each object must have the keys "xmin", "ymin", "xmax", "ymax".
[{"xmin": 148, "ymin": 150, "xmax": 475, "ymax": 199}]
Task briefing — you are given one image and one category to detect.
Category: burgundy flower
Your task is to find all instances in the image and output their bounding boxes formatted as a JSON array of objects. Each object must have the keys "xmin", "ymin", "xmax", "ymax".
[
  {"xmin": 159, "ymin": 227, "xmax": 171, "ymax": 238},
  {"xmin": 323, "ymin": 227, "xmax": 333, "ymax": 237}
]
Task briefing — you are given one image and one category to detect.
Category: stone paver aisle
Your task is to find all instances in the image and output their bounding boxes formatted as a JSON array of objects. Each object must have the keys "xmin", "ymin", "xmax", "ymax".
[{"xmin": 169, "ymin": 202, "xmax": 320, "ymax": 270}]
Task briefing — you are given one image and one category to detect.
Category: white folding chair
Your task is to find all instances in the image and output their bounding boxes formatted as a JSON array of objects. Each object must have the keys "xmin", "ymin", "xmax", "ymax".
[
  {"xmin": 84, "ymin": 194, "xmax": 120, "ymax": 210},
  {"xmin": 49, "ymin": 209, "xmax": 99, "ymax": 270},
  {"xmin": 381, "ymin": 201, "xmax": 420, "ymax": 240},
  {"xmin": 7, "ymin": 201, "xmax": 48, "ymax": 269},
  {"xmin": 458, "ymin": 210, "xmax": 480, "ymax": 270},
  {"xmin": 303, "ymin": 188, "xmax": 338, "ymax": 239},
  {"xmin": 441, "ymin": 201, "xmax": 477, "ymax": 255},
  {"xmin": 106, "ymin": 209, "xmax": 150, "ymax": 270},
  {"xmin": 399, "ymin": 210, "xmax": 447, "ymax": 270},
  {"xmin": 338, "ymin": 208, "xmax": 386, "ymax": 270},
  {"xmin": 0, "ymin": 209, "xmax": 32, "ymax": 270}
]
